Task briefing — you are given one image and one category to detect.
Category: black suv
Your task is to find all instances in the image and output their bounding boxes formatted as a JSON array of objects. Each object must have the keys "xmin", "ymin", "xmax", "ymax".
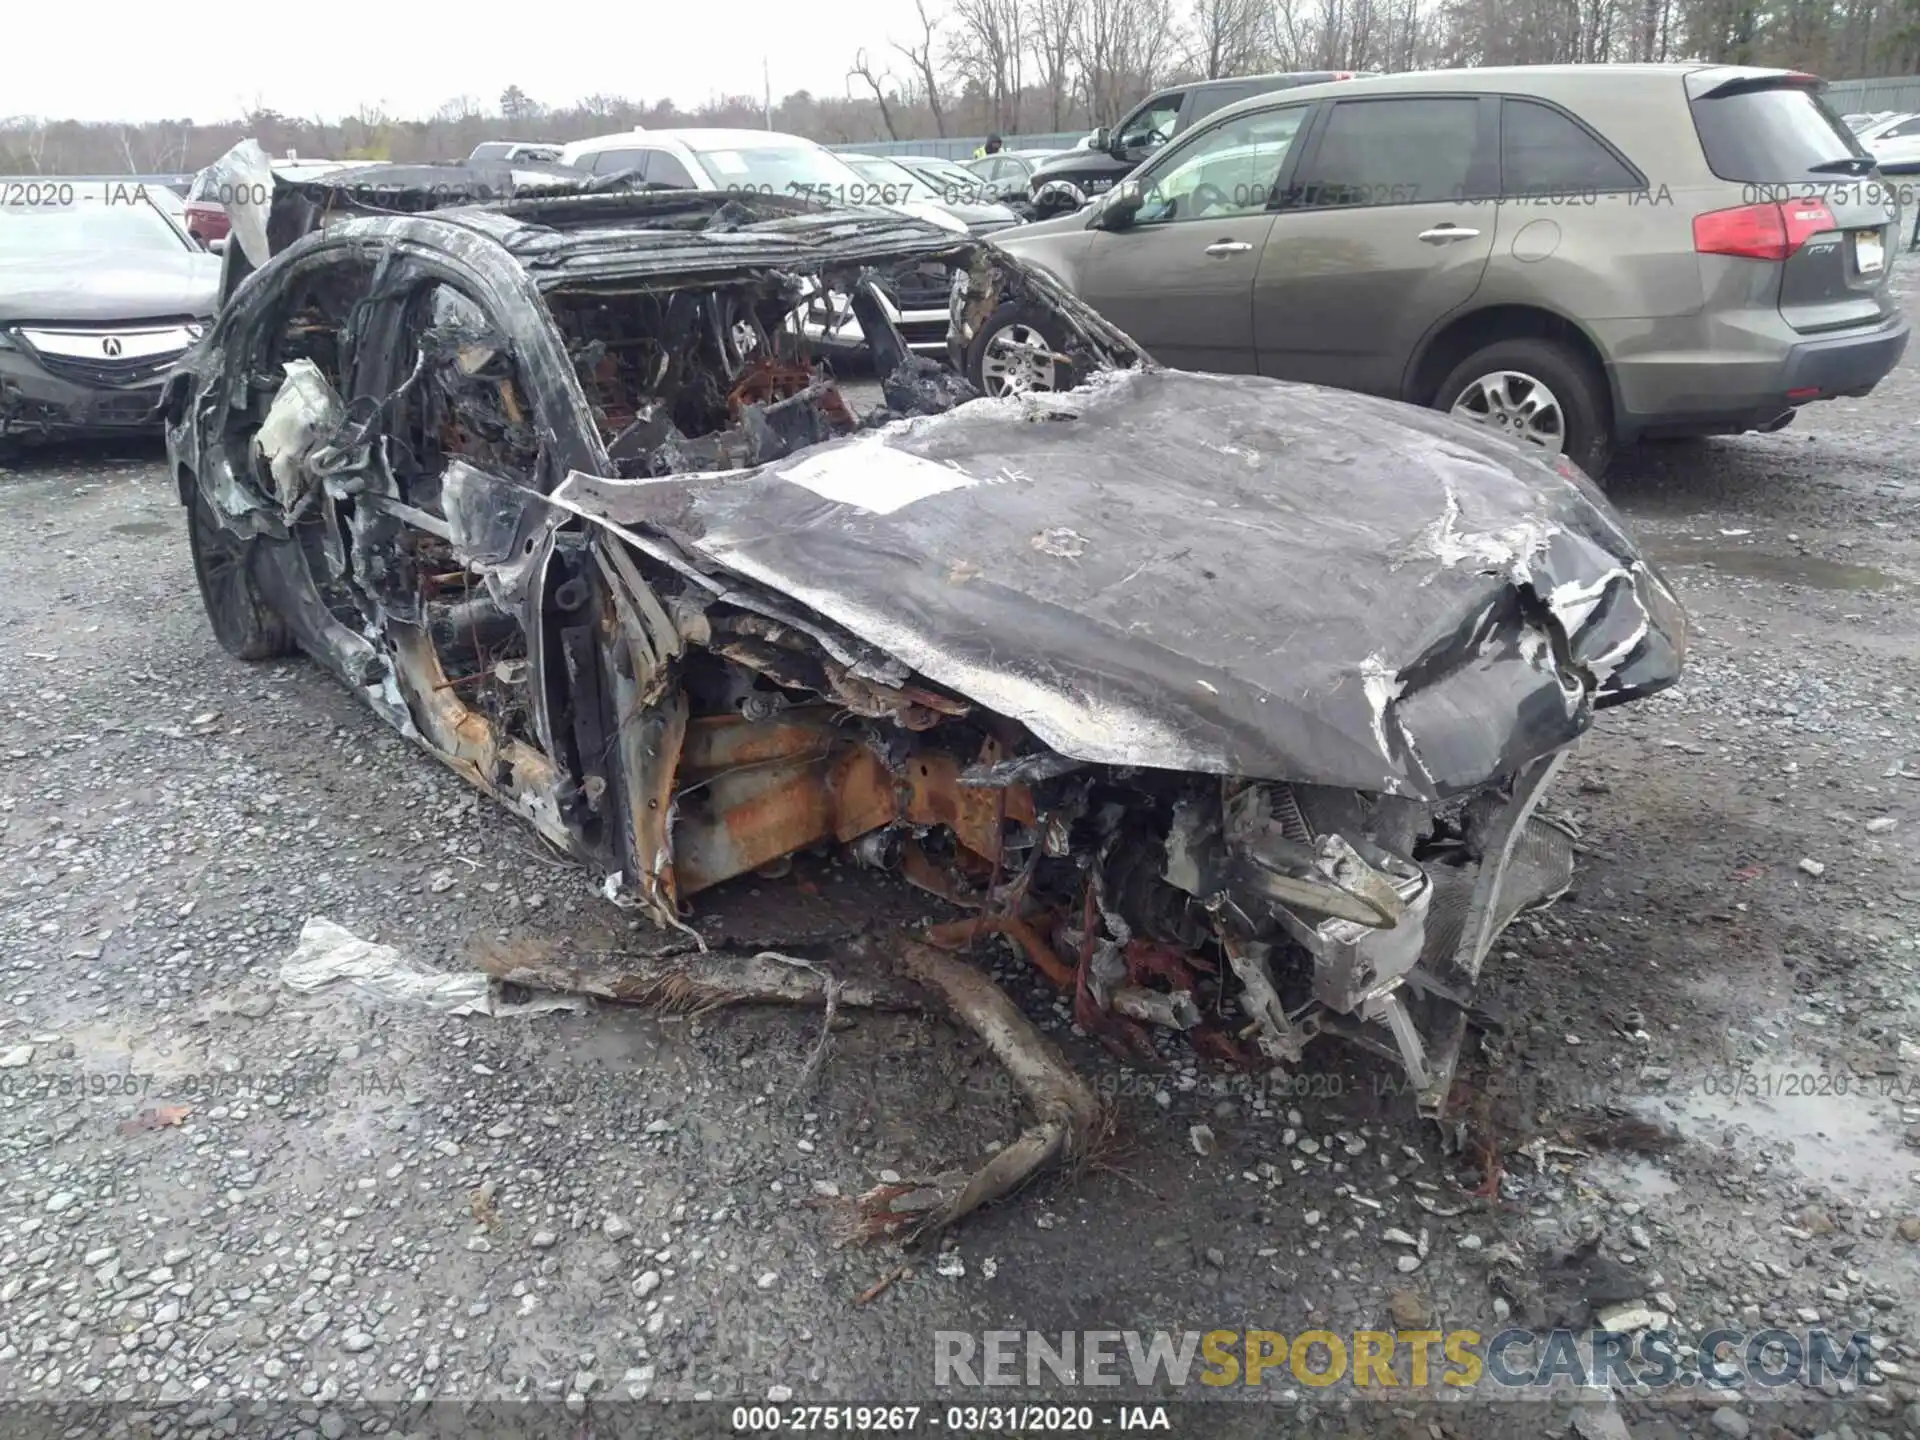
[{"xmin": 1025, "ymin": 71, "xmax": 1361, "ymax": 217}]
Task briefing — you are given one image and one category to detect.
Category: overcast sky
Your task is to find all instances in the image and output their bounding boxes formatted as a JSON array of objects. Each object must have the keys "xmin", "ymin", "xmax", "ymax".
[{"xmin": 13, "ymin": 0, "xmax": 913, "ymax": 123}]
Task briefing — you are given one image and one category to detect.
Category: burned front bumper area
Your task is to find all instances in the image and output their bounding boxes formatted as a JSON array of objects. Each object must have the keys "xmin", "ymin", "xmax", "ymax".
[
  {"xmin": 563, "ymin": 683, "xmax": 1580, "ymax": 1120},
  {"xmin": 1185, "ymin": 760, "xmax": 1576, "ymax": 1114},
  {"xmin": 858, "ymin": 747, "xmax": 1581, "ymax": 1122}
]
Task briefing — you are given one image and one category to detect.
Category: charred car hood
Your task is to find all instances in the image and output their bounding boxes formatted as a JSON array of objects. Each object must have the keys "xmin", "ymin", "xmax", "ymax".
[
  {"xmin": 553, "ymin": 368, "xmax": 1684, "ymax": 800},
  {"xmin": 0, "ymin": 250, "xmax": 219, "ymax": 324}
]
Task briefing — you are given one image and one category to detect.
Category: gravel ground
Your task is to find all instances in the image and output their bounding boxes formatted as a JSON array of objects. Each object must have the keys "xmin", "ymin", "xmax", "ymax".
[{"xmin": 4, "ymin": 279, "xmax": 1920, "ymax": 1440}]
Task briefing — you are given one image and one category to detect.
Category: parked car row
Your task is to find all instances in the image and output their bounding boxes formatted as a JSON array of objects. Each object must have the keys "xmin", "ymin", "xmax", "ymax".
[
  {"xmin": 972, "ymin": 64, "xmax": 1908, "ymax": 480},
  {"xmin": 6, "ymin": 62, "xmax": 1908, "ymax": 476},
  {"xmin": 1852, "ymin": 109, "xmax": 1920, "ymax": 170}
]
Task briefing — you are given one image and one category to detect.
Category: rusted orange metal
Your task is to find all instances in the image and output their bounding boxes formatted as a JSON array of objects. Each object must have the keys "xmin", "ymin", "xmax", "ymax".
[
  {"xmin": 673, "ymin": 711, "xmax": 900, "ymax": 894},
  {"xmin": 670, "ymin": 710, "xmax": 1038, "ymax": 894},
  {"xmin": 899, "ymin": 841, "xmax": 986, "ymax": 909},
  {"xmin": 726, "ymin": 357, "xmax": 857, "ymax": 432},
  {"xmin": 901, "ymin": 752, "xmax": 1035, "ymax": 864},
  {"xmin": 681, "ymin": 713, "xmax": 834, "ymax": 771},
  {"xmin": 829, "ymin": 745, "xmax": 898, "ymax": 841},
  {"xmin": 926, "ymin": 915, "xmax": 1074, "ymax": 990}
]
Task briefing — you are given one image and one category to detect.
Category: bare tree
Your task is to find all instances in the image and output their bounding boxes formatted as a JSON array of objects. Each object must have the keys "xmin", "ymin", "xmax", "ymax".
[
  {"xmin": 500, "ymin": 86, "xmax": 537, "ymax": 123},
  {"xmin": 23, "ymin": 120, "xmax": 48, "ymax": 174},
  {"xmin": 1186, "ymin": 0, "xmax": 1269, "ymax": 76},
  {"xmin": 951, "ymin": 0, "xmax": 1028, "ymax": 131},
  {"xmin": 12, "ymin": 0, "xmax": 1913, "ymax": 184},
  {"xmin": 847, "ymin": 50, "xmax": 903, "ymax": 139},
  {"xmin": 1030, "ymin": 0, "xmax": 1084, "ymax": 128},
  {"xmin": 893, "ymin": 0, "xmax": 951, "ymax": 136},
  {"xmin": 1075, "ymin": 0, "xmax": 1179, "ymax": 125}
]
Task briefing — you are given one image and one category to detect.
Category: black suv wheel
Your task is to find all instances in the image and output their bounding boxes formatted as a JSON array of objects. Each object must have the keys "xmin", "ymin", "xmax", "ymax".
[
  {"xmin": 1435, "ymin": 337, "xmax": 1613, "ymax": 481},
  {"xmin": 966, "ymin": 304, "xmax": 1074, "ymax": 397},
  {"xmin": 186, "ymin": 479, "xmax": 297, "ymax": 661}
]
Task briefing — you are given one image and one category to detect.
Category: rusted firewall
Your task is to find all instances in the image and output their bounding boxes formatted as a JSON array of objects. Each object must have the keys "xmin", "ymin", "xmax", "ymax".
[{"xmin": 669, "ymin": 707, "xmax": 1036, "ymax": 895}]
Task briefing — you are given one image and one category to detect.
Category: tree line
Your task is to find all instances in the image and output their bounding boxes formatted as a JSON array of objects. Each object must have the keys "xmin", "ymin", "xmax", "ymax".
[{"xmin": 5, "ymin": 0, "xmax": 1920, "ymax": 174}]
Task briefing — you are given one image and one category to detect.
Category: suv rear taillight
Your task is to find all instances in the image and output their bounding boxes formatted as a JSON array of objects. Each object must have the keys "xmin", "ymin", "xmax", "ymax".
[{"xmin": 1693, "ymin": 199, "xmax": 1836, "ymax": 260}]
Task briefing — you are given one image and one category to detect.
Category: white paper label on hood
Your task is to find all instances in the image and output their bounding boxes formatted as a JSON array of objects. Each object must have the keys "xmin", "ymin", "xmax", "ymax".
[{"xmin": 779, "ymin": 445, "xmax": 976, "ymax": 515}]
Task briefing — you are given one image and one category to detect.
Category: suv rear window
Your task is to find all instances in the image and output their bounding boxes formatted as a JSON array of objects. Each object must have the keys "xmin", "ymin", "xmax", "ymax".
[{"xmin": 1690, "ymin": 83, "xmax": 1868, "ymax": 182}]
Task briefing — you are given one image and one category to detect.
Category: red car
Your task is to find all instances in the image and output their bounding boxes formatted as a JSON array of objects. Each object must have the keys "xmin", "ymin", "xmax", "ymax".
[
  {"xmin": 182, "ymin": 168, "xmax": 230, "ymax": 247},
  {"xmin": 182, "ymin": 159, "xmax": 364, "ymax": 249}
]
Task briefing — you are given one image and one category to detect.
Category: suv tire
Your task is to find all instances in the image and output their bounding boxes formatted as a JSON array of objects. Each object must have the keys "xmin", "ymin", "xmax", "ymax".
[
  {"xmin": 186, "ymin": 480, "xmax": 298, "ymax": 662},
  {"xmin": 966, "ymin": 304, "xmax": 1075, "ymax": 397},
  {"xmin": 1434, "ymin": 338, "xmax": 1612, "ymax": 481}
]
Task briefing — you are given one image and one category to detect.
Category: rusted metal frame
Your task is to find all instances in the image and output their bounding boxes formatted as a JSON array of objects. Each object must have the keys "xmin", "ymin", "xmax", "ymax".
[
  {"xmin": 669, "ymin": 711, "xmax": 898, "ymax": 896},
  {"xmin": 384, "ymin": 623, "xmax": 575, "ymax": 853}
]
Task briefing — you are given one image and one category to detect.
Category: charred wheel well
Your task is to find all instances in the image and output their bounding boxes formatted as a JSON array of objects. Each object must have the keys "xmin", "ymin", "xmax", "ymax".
[
  {"xmin": 161, "ymin": 372, "xmax": 194, "ymax": 433},
  {"xmin": 1406, "ymin": 305, "xmax": 1615, "ymax": 423}
]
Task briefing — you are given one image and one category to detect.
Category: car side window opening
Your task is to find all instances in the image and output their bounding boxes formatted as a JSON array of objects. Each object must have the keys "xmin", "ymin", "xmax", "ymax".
[
  {"xmin": 1119, "ymin": 95, "xmax": 1184, "ymax": 151},
  {"xmin": 391, "ymin": 283, "xmax": 540, "ymax": 514},
  {"xmin": 1296, "ymin": 97, "xmax": 1489, "ymax": 207},
  {"xmin": 263, "ymin": 256, "xmax": 380, "ymax": 395},
  {"xmin": 592, "ymin": 148, "xmax": 651, "ymax": 178},
  {"xmin": 1190, "ymin": 83, "xmax": 1261, "ymax": 126},
  {"xmin": 646, "ymin": 150, "xmax": 697, "ymax": 189},
  {"xmin": 1135, "ymin": 108, "xmax": 1308, "ymax": 224},
  {"xmin": 235, "ymin": 256, "xmax": 379, "ymax": 526},
  {"xmin": 1887, "ymin": 116, "xmax": 1920, "ymax": 139},
  {"xmin": 1501, "ymin": 99, "xmax": 1640, "ymax": 196},
  {"xmin": 373, "ymin": 282, "xmax": 546, "ymax": 752}
]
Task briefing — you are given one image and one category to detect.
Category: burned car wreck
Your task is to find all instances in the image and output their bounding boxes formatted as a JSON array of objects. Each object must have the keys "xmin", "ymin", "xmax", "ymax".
[{"xmin": 165, "ymin": 148, "xmax": 1685, "ymax": 1236}]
